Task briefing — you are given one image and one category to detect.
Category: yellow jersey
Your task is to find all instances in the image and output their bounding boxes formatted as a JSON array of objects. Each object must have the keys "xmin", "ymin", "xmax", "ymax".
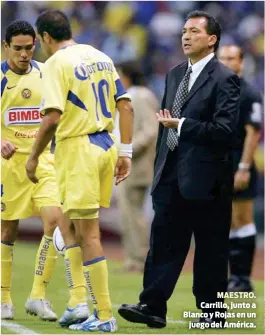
[
  {"xmin": 40, "ymin": 44, "xmax": 130, "ymax": 143},
  {"xmin": 1, "ymin": 60, "xmax": 50, "ymax": 154}
]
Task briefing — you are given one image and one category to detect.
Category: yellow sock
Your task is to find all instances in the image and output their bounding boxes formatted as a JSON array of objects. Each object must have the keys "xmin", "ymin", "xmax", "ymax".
[
  {"xmin": 30, "ymin": 235, "xmax": 57, "ymax": 300},
  {"xmin": 65, "ymin": 245, "xmax": 87, "ymax": 308},
  {"xmin": 1, "ymin": 241, "xmax": 14, "ymax": 304},
  {"xmin": 83, "ymin": 257, "xmax": 112, "ymax": 321}
]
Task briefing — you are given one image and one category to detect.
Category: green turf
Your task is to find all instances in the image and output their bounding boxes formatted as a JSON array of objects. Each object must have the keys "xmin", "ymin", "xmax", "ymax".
[{"xmin": 1, "ymin": 242, "xmax": 264, "ymax": 334}]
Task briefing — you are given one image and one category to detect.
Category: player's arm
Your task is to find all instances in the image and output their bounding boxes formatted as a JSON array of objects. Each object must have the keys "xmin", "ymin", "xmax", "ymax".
[
  {"xmin": 26, "ymin": 110, "xmax": 61, "ymax": 183},
  {"xmin": 117, "ymin": 99, "xmax": 134, "ymax": 144},
  {"xmin": 26, "ymin": 56, "xmax": 67, "ymax": 183},
  {"xmin": 115, "ymin": 98, "xmax": 134, "ymax": 185},
  {"xmin": 111, "ymin": 63, "xmax": 134, "ymax": 184},
  {"xmin": 1, "ymin": 138, "xmax": 18, "ymax": 160},
  {"xmin": 239, "ymin": 125, "xmax": 261, "ymax": 168},
  {"xmin": 234, "ymin": 97, "xmax": 262, "ymax": 191}
]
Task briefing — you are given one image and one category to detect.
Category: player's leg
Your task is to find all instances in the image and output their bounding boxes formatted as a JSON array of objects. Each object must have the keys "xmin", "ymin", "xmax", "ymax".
[
  {"xmin": 69, "ymin": 211, "xmax": 117, "ymax": 332},
  {"xmin": 29, "ymin": 206, "xmax": 60, "ymax": 300},
  {"xmin": 228, "ymin": 199, "xmax": 256, "ymax": 292},
  {"xmin": 69, "ymin": 137, "xmax": 117, "ymax": 331},
  {"xmin": 26, "ymin": 153, "xmax": 62, "ymax": 320},
  {"xmin": 25, "ymin": 206, "xmax": 60, "ymax": 321},
  {"xmin": 1, "ymin": 220, "xmax": 18, "ymax": 319},
  {"xmin": 1, "ymin": 155, "xmax": 33, "ymax": 320},
  {"xmin": 58, "ymin": 215, "xmax": 88, "ymax": 327}
]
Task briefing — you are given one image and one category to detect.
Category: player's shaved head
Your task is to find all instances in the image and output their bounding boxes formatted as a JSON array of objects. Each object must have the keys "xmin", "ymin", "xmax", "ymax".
[
  {"xmin": 36, "ymin": 10, "xmax": 72, "ymax": 42},
  {"xmin": 5, "ymin": 20, "xmax": 35, "ymax": 46}
]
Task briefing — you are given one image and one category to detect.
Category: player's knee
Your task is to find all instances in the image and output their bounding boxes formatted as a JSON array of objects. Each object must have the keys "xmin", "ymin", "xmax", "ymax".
[
  {"xmin": 43, "ymin": 219, "xmax": 57, "ymax": 237},
  {"xmin": 42, "ymin": 209, "xmax": 63, "ymax": 237},
  {"xmin": 1, "ymin": 220, "xmax": 19, "ymax": 243}
]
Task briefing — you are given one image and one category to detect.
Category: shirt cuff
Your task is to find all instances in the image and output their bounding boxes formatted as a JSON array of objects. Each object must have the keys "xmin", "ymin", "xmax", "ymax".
[{"xmin": 177, "ymin": 117, "xmax": 186, "ymax": 136}]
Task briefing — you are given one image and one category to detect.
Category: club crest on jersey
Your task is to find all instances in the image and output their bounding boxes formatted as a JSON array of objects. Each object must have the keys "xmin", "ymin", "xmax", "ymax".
[
  {"xmin": 21, "ymin": 88, "xmax": 32, "ymax": 99},
  {"xmin": 4, "ymin": 107, "xmax": 43, "ymax": 126}
]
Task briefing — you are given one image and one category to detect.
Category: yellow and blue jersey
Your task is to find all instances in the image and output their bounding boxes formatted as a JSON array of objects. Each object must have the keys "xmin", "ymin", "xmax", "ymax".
[
  {"xmin": 1, "ymin": 60, "xmax": 50, "ymax": 154},
  {"xmin": 41, "ymin": 44, "xmax": 130, "ymax": 143}
]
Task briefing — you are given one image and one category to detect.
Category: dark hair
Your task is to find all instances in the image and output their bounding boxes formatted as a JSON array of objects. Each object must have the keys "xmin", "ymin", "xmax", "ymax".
[
  {"xmin": 36, "ymin": 10, "xmax": 72, "ymax": 41},
  {"xmin": 116, "ymin": 62, "xmax": 146, "ymax": 86},
  {"xmin": 186, "ymin": 10, "xmax": 221, "ymax": 52},
  {"xmin": 5, "ymin": 20, "xmax": 35, "ymax": 45}
]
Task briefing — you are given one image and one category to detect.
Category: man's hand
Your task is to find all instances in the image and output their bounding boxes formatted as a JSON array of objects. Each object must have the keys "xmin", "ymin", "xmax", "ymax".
[
  {"xmin": 234, "ymin": 169, "xmax": 250, "ymax": 191},
  {"xmin": 1, "ymin": 140, "xmax": 18, "ymax": 159},
  {"xmin": 25, "ymin": 156, "xmax": 39, "ymax": 184},
  {"xmin": 156, "ymin": 109, "xmax": 179, "ymax": 128},
  {"xmin": 115, "ymin": 156, "xmax": 132, "ymax": 185}
]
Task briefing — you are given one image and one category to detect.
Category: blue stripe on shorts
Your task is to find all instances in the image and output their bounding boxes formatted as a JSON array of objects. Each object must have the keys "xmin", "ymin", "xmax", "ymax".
[{"xmin": 88, "ymin": 131, "xmax": 114, "ymax": 151}]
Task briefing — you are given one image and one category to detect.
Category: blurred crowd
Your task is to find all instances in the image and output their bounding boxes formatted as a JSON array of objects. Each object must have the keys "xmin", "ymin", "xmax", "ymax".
[
  {"xmin": 1, "ymin": 1, "xmax": 264, "ymax": 100},
  {"xmin": 1, "ymin": 1, "xmax": 264, "ymax": 229}
]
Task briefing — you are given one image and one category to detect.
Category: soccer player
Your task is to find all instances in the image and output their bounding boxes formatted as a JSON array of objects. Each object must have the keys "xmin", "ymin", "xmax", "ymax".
[
  {"xmin": 26, "ymin": 10, "xmax": 134, "ymax": 332},
  {"xmin": 218, "ymin": 45, "xmax": 262, "ymax": 292},
  {"xmin": 1, "ymin": 20, "xmax": 65, "ymax": 320}
]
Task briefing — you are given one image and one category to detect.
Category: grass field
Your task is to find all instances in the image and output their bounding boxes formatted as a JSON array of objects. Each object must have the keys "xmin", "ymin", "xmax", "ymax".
[{"xmin": 1, "ymin": 241, "xmax": 264, "ymax": 334}]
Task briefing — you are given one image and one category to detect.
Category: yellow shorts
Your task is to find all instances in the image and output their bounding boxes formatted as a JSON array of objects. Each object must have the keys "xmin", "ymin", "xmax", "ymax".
[
  {"xmin": 55, "ymin": 132, "xmax": 118, "ymax": 215},
  {"xmin": 1, "ymin": 152, "xmax": 61, "ymax": 220}
]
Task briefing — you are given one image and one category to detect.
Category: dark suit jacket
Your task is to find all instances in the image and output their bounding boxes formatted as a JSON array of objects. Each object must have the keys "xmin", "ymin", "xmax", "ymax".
[{"xmin": 151, "ymin": 56, "xmax": 240, "ymax": 200}]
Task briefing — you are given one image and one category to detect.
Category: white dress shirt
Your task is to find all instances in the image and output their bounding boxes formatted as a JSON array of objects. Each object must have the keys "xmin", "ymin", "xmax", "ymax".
[{"xmin": 177, "ymin": 52, "xmax": 215, "ymax": 135}]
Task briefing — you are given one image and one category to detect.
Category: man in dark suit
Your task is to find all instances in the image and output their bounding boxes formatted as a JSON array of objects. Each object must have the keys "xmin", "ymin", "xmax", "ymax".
[{"xmin": 118, "ymin": 10, "xmax": 240, "ymax": 328}]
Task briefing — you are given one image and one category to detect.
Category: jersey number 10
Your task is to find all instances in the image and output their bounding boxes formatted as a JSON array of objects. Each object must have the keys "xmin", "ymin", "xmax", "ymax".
[{"xmin": 92, "ymin": 79, "xmax": 112, "ymax": 120}]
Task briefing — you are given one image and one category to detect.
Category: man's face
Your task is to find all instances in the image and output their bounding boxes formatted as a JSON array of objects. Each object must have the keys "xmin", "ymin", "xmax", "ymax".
[
  {"xmin": 218, "ymin": 46, "xmax": 242, "ymax": 75},
  {"xmin": 36, "ymin": 32, "xmax": 52, "ymax": 57},
  {"xmin": 182, "ymin": 17, "xmax": 216, "ymax": 59},
  {"xmin": 4, "ymin": 34, "xmax": 35, "ymax": 72}
]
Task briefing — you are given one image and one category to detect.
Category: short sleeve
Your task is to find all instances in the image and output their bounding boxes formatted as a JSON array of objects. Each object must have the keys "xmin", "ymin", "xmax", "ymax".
[
  {"xmin": 112, "ymin": 64, "xmax": 131, "ymax": 102},
  {"xmin": 40, "ymin": 56, "xmax": 68, "ymax": 115}
]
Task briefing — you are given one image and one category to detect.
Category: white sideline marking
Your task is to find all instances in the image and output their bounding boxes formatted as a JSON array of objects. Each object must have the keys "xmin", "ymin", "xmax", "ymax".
[
  {"xmin": 112, "ymin": 304, "xmax": 187, "ymax": 324},
  {"xmin": 1, "ymin": 320, "xmax": 41, "ymax": 335}
]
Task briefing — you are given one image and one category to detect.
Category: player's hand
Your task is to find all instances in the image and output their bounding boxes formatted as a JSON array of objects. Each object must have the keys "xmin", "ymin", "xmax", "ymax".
[
  {"xmin": 115, "ymin": 156, "xmax": 132, "ymax": 185},
  {"xmin": 1, "ymin": 140, "xmax": 18, "ymax": 160},
  {"xmin": 25, "ymin": 156, "xmax": 39, "ymax": 184},
  {"xmin": 156, "ymin": 109, "xmax": 179, "ymax": 128},
  {"xmin": 234, "ymin": 169, "xmax": 250, "ymax": 191}
]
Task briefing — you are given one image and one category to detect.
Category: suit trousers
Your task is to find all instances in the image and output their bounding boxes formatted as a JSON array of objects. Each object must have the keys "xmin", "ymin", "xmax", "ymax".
[
  {"xmin": 139, "ymin": 148, "xmax": 232, "ymax": 316},
  {"xmin": 117, "ymin": 181, "xmax": 149, "ymax": 269}
]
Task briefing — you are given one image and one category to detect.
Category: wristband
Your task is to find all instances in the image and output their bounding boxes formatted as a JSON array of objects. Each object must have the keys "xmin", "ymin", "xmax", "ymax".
[
  {"xmin": 119, "ymin": 143, "xmax": 133, "ymax": 158},
  {"xmin": 238, "ymin": 162, "xmax": 250, "ymax": 170}
]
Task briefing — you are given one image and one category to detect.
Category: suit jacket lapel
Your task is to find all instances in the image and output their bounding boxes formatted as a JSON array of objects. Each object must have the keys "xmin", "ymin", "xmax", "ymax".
[
  {"xmin": 184, "ymin": 56, "xmax": 217, "ymax": 104},
  {"xmin": 167, "ymin": 62, "xmax": 187, "ymax": 109}
]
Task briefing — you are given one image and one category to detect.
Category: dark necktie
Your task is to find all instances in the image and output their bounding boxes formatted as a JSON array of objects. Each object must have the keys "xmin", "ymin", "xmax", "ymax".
[{"xmin": 167, "ymin": 66, "xmax": 192, "ymax": 150}]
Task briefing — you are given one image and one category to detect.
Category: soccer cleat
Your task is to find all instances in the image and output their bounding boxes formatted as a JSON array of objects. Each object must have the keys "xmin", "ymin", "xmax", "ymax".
[
  {"xmin": 59, "ymin": 303, "xmax": 89, "ymax": 327},
  {"xmin": 25, "ymin": 298, "xmax": 57, "ymax": 321},
  {"xmin": 1, "ymin": 303, "xmax": 14, "ymax": 320},
  {"xmin": 69, "ymin": 310, "xmax": 117, "ymax": 332}
]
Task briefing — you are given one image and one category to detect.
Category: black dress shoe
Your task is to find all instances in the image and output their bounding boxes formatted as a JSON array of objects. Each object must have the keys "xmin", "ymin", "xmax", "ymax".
[
  {"xmin": 227, "ymin": 279, "xmax": 253, "ymax": 292},
  {"xmin": 199, "ymin": 317, "xmax": 226, "ymax": 328},
  {"xmin": 118, "ymin": 303, "xmax": 166, "ymax": 328}
]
